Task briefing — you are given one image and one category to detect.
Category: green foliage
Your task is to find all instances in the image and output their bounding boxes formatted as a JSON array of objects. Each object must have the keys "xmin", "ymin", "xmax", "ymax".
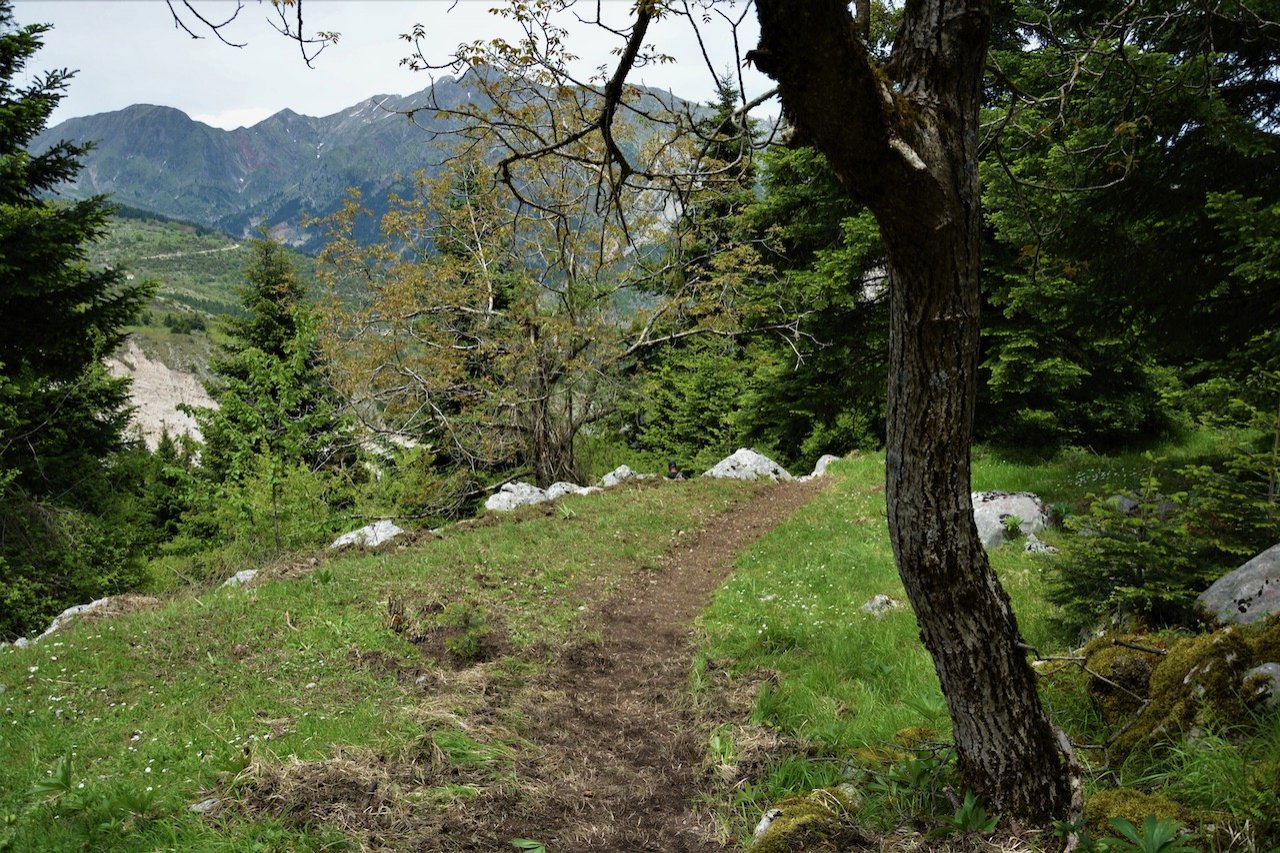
[
  {"xmin": 1103, "ymin": 816, "xmax": 1197, "ymax": 853},
  {"xmin": 631, "ymin": 337, "xmax": 747, "ymax": 470},
  {"xmin": 980, "ymin": 2, "xmax": 1280, "ymax": 449},
  {"xmin": 1049, "ymin": 445, "xmax": 1280, "ymax": 634},
  {"xmin": 510, "ymin": 840, "xmax": 546, "ymax": 853},
  {"xmin": 194, "ymin": 238, "xmax": 344, "ymax": 486},
  {"xmin": 0, "ymin": 3, "xmax": 154, "ymax": 638},
  {"xmin": 165, "ymin": 454, "xmax": 351, "ymax": 579},
  {"xmin": 442, "ymin": 602, "xmax": 491, "ymax": 664},
  {"xmin": 929, "ymin": 791, "xmax": 999, "ymax": 838}
]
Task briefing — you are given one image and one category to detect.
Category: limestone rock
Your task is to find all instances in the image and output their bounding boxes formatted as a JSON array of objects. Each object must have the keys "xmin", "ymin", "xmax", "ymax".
[
  {"xmin": 330, "ymin": 518, "xmax": 405, "ymax": 549},
  {"xmin": 704, "ymin": 448, "xmax": 794, "ymax": 481},
  {"xmin": 221, "ymin": 569, "xmax": 258, "ymax": 588},
  {"xmin": 3, "ymin": 594, "xmax": 160, "ymax": 646},
  {"xmin": 811, "ymin": 454, "xmax": 840, "ymax": 478},
  {"xmin": 546, "ymin": 481, "xmax": 598, "ymax": 500},
  {"xmin": 971, "ymin": 490, "xmax": 1051, "ymax": 550},
  {"xmin": 599, "ymin": 465, "xmax": 641, "ymax": 489},
  {"xmin": 1024, "ymin": 533, "xmax": 1059, "ymax": 554},
  {"xmin": 484, "ymin": 482, "xmax": 548, "ymax": 512},
  {"xmin": 1197, "ymin": 543, "xmax": 1280, "ymax": 625}
]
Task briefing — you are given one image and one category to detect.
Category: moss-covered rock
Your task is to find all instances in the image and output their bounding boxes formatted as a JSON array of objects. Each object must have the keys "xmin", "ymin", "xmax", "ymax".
[
  {"xmin": 1082, "ymin": 635, "xmax": 1164, "ymax": 724},
  {"xmin": 1084, "ymin": 788, "xmax": 1184, "ymax": 836},
  {"xmin": 1244, "ymin": 612, "xmax": 1280, "ymax": 667},
  {"xmin": 891, "ymin": 726, "xmax": 939, "ymax": 750},
  {"xmin": 749, "ymin": 786, "xmax": 867, "ymax": 852},
  {"xmin": 1111, "ymin": 626, "xmax": 1254, "ymax": 759}
]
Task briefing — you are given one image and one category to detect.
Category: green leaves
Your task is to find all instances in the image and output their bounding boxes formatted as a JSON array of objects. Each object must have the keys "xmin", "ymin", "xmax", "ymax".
[
  {"xmin": 1104, "ymin": 816, "xmax": 1197, "ymax": 853},
  {"xmin": 28, "ymin": 755, "xmax": 74, "ymax": 802}
]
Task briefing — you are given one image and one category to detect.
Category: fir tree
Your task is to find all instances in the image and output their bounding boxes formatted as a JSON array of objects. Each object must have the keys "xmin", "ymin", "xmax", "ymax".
[{"xmin": 0, "ymin": 2, "xmax": 152, "ymax": 639}]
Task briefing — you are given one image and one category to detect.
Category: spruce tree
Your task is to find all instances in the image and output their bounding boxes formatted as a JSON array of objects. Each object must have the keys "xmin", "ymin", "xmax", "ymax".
[
  {"xmin": 0, "ymin": 2, "xmax": 152, "ymax": 639},
  {"xmin": 194, "ymin": 237, "xmax": 342, "ymax": 484}
]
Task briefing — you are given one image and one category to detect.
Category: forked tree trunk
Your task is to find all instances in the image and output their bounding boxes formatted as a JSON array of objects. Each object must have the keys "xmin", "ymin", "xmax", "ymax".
[{"xmin": 753, "ymin": 0, "xmax": 1073, "ymax": 822}]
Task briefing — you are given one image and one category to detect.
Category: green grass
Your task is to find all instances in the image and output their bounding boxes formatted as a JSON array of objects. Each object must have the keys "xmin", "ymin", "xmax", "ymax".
[
  {"xmin": 0, "ymin": 476, "xmax": 757, "ymax": 851},
  {"xmin": 5, "ymin": 431, "xmax": 1269, "ymax": 849}
]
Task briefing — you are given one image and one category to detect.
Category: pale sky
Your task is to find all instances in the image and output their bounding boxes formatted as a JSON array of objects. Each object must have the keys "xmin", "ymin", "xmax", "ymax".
[{"xmin": 12, "ymin": 0, "xmax": 769, "ymax": 130}]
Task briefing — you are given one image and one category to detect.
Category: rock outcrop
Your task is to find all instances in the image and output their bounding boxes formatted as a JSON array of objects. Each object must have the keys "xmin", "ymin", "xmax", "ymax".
[
  {"xmin": 704, "ymin": 448, "xmax": 793, "ymax": 481},
  {"xmin": 971, "ymin": 491, "xmax": 1051, "ymax": 550},
  {"xmin": 1197, "ymin": 542, "xmax": 1280, "ymax": 625},
  {"xmin": 330, "ymin": 519, "xmax": 405, "ymax": 550}
]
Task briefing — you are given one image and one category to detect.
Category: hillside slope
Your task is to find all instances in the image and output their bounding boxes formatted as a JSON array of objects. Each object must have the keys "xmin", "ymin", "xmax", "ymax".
[{"xmin": 0, "ymin": 475, "xmax": 812, "ymax": 851}]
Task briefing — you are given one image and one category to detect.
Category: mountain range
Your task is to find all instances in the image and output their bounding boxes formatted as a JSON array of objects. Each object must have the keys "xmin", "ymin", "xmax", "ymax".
[{"xmin": 36, "ymin": 68, "xmax": 686, "ymax": 251}]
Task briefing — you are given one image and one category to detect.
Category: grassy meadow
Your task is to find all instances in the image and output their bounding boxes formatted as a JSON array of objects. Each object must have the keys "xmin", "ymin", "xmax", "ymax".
[{"xmin": 3, "ymin": 439, "xmax": 1278, "ymax": 850}]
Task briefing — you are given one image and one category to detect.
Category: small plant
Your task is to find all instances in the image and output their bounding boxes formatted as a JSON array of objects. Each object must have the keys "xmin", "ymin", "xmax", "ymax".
[
  {"xmin": 1101, "ymin": 815, "xmax": 1197, "ymax": 853},
  {"xmin": 1002, "ymin": 514, "xmax": 1025, "ymax": 539},
  {"xmin": 28, "ymin": 754, "xmax": 75, "ymax": 802},
  {"xmin": 864, "ymin": 754, "xmax": 950, "ymax": 825},
  {"xmin": 443, "ymin": 602, "xmax": 491, "ymax": 664},
  {"xmin": 557, "ymin": 503, "xmax": 576, "ymax": 520},
  {"xmin": 1053, "ymin": 818, "xmax": 1103, "ymax": 852},
  {"xmin": 511, "ymin": 840, "xmax": 546, "ymax": 853},
  {"xmin": 929, "ymin": 791, "xmax": 999, "ymax": 838}
]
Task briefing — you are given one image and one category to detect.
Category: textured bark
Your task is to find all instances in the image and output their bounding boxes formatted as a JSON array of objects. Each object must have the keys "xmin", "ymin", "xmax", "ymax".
[{"xmin": 753, "ymin": 0, "xmax": 1072, "ymax": 821}]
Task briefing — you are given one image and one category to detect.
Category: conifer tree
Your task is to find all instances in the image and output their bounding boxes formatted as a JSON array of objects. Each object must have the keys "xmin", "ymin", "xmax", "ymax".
[
  {"xmin": 194, "ymin": 237, "xmax": 342, "ymax": 484},
  {"xmin": 0, "ymin": 2, "xmax": 152, "ymax": 639}
]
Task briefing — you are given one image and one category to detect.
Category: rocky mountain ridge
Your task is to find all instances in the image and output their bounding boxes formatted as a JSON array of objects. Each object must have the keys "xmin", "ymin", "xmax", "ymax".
[{"xmin": 35, "ymin": 68, "xmax": 688, "ymax": 252}]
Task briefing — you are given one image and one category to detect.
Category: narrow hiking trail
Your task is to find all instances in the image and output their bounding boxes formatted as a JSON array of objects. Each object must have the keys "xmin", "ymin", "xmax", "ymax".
[{"xmin": 480, "ymin": 478, "xmax": 828, "ymax": 852}]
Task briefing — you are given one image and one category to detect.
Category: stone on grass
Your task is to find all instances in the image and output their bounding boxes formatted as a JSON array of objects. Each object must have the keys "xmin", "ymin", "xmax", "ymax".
[
  {"xmin": 330, "ymin": 518, "xmax": 405, "ymax": 549},
  {"xmin": 599, "ymin": 465, "xmax": 641, "ymax": 488},
  {"xmin": 3, "ymin": 594, "xmax": 160, "ymax": 646},
  {"xmin": 704, "ymin": 448, "xmax": 794, "ymax": 481},
  {"xmin": 484, "ymin": 482, "xmax": 548, "ymax": 512},
  {"xmin": 859, "ymin": 594, "xmax": 904, "ymax": 616},
  {"xmin": 190, "ymin": 797, "xmax": 221, "ymax": 815},
  {"xmin": 1197, "ymin": 542, "xmax": 1280, "ymax": 625},
  {"xmin": 971, "ymin": 491, "xmax": 1051, "ymax": 550},
  {"xmin": 1024, "ymin": 533, "xmax": 1059, "ymax": 555},
  {"xmin": 799, "ymin": 454, "xmax": 842, "ymax": 482},
  {"xmin": 546, "ymin": 481, "xmax": 598, "ymax": 500},
  {"xmin": 221, "ymin": 569, "xmax": 258, "ymax": 588}
]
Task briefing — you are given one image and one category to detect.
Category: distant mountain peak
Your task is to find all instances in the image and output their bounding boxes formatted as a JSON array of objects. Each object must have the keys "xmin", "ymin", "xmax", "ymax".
[{"xmin": 33, "ymin": 72, "xmax": 692, "ymax": 252}]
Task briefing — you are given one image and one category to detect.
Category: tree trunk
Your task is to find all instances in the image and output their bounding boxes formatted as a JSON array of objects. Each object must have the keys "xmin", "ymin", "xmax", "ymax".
[{"xmin": 752, "ymin": 0, "xmax": 1072, "ymax": 821}]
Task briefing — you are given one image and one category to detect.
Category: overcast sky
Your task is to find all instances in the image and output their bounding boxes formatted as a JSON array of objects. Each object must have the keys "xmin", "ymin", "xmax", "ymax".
[{"xmin": 12, "ymin": 0, "xmax": 768, "ymax": 130}]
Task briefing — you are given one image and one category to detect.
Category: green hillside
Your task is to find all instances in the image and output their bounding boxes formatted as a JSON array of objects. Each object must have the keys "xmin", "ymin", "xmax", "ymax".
[
  {"xmin": 91, "ymin": 211, "xmax": 317, "ymax": 379},
  {"xmin": 4, "ymin": 449, "xmax": 1276, "ymax": 850}
]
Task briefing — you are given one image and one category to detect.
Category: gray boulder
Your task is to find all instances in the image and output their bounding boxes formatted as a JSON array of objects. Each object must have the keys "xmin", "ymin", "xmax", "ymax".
[
  {"xmin": 704, "ymin": 448, "xmax": 794, "ymax": 481},
  {"xmin": 221, "ymin": 569, "xmax": 259, "ymax": 588},
  {"xmin": 1024, "ymin": 533, "xmax": 1059, "ymax": 555},
  {"xmin": 330, "ymin": 518, "xmax": 405, "ymax": 549},
  {"xmin": 599, "ymin": 465, "xmax": 641, "ymax": 488},
  {"xmin": 484, "ymin": 482, "xmax": 549, "ymax": 512},
  {"xmin": 859, "ymin": 594, "xmax": 904, "ymax": 616},
  {"xmin": 799, "ymin": 454, "xmax": 841, "ymax": 482},
  {"xmin": 971, "ymin": 491, "xmax": 1051, "ymax": 550},
  {"xmin": 1197, "ymin": 542, "xmax": 1280, "ymax": 625},
  {"xmin": 546, "ymin": 481, "xmax": 598, "ymax": 500}
]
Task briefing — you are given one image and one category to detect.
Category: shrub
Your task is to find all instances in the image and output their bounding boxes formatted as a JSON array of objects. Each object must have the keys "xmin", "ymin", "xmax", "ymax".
[{"xmin": 1049, "ymin": 448, "xmax": 1280, "ymax": 635}]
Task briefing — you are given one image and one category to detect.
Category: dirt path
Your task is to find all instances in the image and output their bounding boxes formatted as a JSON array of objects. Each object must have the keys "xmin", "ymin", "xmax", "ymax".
[{"xmin": 489, "ymin": 478, "xmax": 827, "ymax": 852}]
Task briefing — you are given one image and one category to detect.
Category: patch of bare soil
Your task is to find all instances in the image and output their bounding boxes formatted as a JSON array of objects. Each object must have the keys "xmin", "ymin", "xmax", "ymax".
[{"xmin": 477, "ymin": 478, "xmax": 828, "ymax": 852}]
